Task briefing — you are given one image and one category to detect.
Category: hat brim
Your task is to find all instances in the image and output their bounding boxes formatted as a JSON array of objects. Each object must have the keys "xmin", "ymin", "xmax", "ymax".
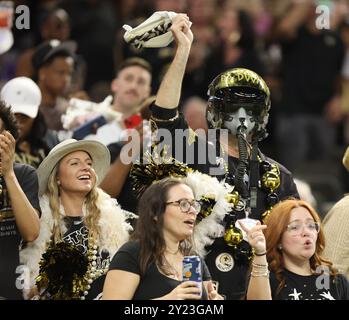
[
  {"xmin": 11, "ymin": 104, "xmax": 39, "ymax": 118},
  {"xmin": 37, "ymin": 140, "xmax": 111, "ymax": 196},
  {"xmin": 0, "ymin": 29, "xmax": 13, "ymax": 55},
  {"xmin": 38, "ymin": 40, "xmax": 77, "ymax": 68}
]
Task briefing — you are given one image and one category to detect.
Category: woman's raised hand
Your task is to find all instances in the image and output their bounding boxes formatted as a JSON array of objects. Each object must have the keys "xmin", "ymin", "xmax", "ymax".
[{"xmin": 239, "ymin": 220, "xmax": 267, "ymax": 255}]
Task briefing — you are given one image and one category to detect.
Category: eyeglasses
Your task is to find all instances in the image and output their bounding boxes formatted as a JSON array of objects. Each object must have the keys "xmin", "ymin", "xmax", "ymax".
[
  {"xmin": 166, "ymin": 198, "xmax": 201, "ymax": 213},
  {"xmin": 286, "ymin": 221, "xmax": 320, "ymax": 235}
]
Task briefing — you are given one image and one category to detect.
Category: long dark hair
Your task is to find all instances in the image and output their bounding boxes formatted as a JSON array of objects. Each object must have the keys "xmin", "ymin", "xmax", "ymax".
[
  {"xmin": 20, "ymin": 110, "xmax": 51, "ymax": 156},
  {"xmin": 131, "ymin": 178, "xmax": 193, "ymax": 276},
  {"xmin": 0, "ymin": 100, "xmax": 19, "ymax": 139}
]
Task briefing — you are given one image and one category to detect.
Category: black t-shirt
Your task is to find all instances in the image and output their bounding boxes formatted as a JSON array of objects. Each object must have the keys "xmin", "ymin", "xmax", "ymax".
[
  {"xmin": 109, "ymin": 241, "xmax": 211, "ymax": 300},
  {"xmin": 61, "ymin": 216, "xmax": 110, "ymax": 300},
  {"xmin": 150, "ymin": 104, "xmax": 299, "ymax": 300},
  {"xmin": 270, "ymin": 269, "xmax": 349, "ymax": 300},
  {"xmin": 0, "ymin": 163, "xmax": 40, "ymax": 300}
]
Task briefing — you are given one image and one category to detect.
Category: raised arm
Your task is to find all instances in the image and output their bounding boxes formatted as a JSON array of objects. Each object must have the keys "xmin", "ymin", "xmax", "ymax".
[
  {"xmin": 100, "ymin": 123, "xmax": 149, "ymax": 198},
  {"xmin": 239, "ymin": 221, "xmax": 272, "ymax": 300},
  {"xmin": 155, "ymin": 13, "xmax": 193, "ymax": 109},
  {"xmin": 273, "ymin": 0, "xmax": 312, "ymax": 40},
  {"xmin": 99, "ymin": 157, "xmax": 131, "ymax": 198},
  {"xmin": 0, "ymin": 131, "xmax": 40, "ymax": 242}
]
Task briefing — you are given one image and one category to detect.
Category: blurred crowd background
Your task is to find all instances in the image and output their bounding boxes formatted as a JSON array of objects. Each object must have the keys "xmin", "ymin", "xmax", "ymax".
[{"xmin": 1, "ymin": 0, "xmax": 349, "ymax": 218}]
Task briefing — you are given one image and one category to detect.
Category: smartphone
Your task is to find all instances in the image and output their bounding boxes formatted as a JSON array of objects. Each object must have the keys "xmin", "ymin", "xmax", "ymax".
[
  {"xmin": 124, "ymin": 114, "xmax": 142, "ymax": 129},
  {"xmin": 72, "ymin": 115, "xmax": 106, "ymax": 140}
]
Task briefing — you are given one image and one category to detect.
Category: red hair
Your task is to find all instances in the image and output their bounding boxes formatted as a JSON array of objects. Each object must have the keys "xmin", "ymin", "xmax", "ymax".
[{"xmin": 264, "ymin": 198, "xmax": 336, "ymax": 295}]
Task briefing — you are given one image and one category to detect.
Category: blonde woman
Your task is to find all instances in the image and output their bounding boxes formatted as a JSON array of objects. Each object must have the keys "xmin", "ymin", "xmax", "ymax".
[{"xmin": 20, "ymin": 139, "xmax": 130, "ymax": 299}]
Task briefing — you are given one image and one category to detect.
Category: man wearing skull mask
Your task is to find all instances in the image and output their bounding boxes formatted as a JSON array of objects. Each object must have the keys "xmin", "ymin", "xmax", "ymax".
[{"xmin": 147, "ymin": 13, "xmax": 299, "ymax": 300}]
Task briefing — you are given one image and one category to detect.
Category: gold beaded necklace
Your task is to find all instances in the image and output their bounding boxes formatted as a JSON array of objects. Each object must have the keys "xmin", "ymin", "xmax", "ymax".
[
  {"xmin": 219, "ymin": 138, "xmax": 252, "ymax": 179},
  {"xmin": 73, "ymin": 235, "xmax": 110, "ymax": 300}
]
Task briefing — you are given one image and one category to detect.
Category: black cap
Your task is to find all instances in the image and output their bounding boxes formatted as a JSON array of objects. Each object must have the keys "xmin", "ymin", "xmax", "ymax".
[{"xmin": 32, "ymin": 39, "xmax": 77, "ymax": 70}]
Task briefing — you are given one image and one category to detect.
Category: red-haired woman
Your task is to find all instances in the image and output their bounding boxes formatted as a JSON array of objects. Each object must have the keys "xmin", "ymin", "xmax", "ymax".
[{"xmin": 245, "ymin": 198, "xmax": 349, "ymax": 300}]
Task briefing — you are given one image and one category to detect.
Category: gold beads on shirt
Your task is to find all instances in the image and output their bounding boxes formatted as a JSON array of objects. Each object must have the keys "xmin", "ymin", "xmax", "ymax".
[{"xmin": 224, "ymin": 223, "xmax": 243, "ymax": 246}]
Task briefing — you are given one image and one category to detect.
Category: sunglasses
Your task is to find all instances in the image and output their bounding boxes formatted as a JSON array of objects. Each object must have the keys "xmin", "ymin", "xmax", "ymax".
[{"xmin": 209, "ymin": 87, "xmax": 269, "ymax": 117}]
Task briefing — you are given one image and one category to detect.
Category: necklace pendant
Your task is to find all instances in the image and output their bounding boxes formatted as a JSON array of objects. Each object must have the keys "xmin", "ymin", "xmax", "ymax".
[{"xmin": 235, "ymin": 198, "xmax": 246, "ymax": 212}]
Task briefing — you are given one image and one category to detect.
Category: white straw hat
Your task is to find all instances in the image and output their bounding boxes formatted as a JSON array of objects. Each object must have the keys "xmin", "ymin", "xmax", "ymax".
[{"xmin": 37, "ymin": 139, "xmax": 110, "ymax": 196}]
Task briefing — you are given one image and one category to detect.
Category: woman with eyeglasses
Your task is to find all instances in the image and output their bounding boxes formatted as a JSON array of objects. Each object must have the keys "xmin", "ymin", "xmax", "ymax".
[
  {"xmin": 102, "ymin": 177, "xmax": 221, "ymax": 300},
  {"xmin": 244, "ymin": 198, "xmax": 349, "ymax": 300}
]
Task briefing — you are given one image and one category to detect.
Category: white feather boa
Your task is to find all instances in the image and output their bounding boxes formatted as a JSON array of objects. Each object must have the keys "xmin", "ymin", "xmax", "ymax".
[
  {"xmin": 184, "ymin": 171, "xmax": 232, "ymax": 258},
  {"xmin": 19, "ymin": 188, "xmax": 131, "ymax": 297}
]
